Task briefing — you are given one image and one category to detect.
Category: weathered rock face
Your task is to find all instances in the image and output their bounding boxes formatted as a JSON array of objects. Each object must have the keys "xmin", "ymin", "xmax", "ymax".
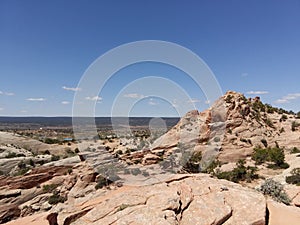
[
  {"xmin": 3, "ymin": 174, "xmax": 267, "ymax": 225},
  {"xmin": 0, "ymin": 163, "xmax": 94, "ymax": 224},
  {"xmin": 148, "ymin": 91, "xmax": 300, "ymax": 166},
  {"xmin": 267, "ymin": 199, "xmax": 300, "ymax": 225},
  {"xmin": 0, "ymin": 166, "xmax": 72, "ymax": 189},
  {"xmin": 3, "ymin": 162, "xmax": 300, "ymax": 225}
]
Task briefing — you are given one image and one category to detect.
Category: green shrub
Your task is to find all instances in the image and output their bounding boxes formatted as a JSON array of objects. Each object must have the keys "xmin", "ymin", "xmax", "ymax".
[
  {"xmin": 264, "ymin": 118, "xmax": 275, "ymax": 128},
  {"xmin": 95, "ymin": 176, "xmax": 112, "ymax": 189},
  {"xmin": 252, "ymin": 147, "xmax": 289, "ymax": 168},
  {"xmin": 215, "ymin": 160, "xmax": 258, "ymax": 183},
  {"xmin": 183, "ymin": 151, "xmax": 202, "ymax": 173},
  {"xmin": 29, "ymin": 159, "xmax": 35, "ymax": 167},
  {"xmin": 131, "ymin": 168, "xmax": 142, "ymax": 176},
  {"xmin": 43, "ymin": 150, "xmax": 50, "ymax": 155},
  {"xmin": 51, "ymin": 155, "xmax": 60, "ymax": 161},
  {"xmin": 259, "ymin": 179, "xmax": 291, "ymax": 205},
  {"xmin": 214, "ymin": 137, "xmax": 220, "ymax": 142},
  {"xmin": 268, "ymin": 147, "xmax": 286, "ymax": 168},
  {"xmin": 203, "ymin": 159, "xmax": 221, "ymax": 174},
  {"xmin": 278, "ymin": 108, "xmax": 286, "ymax": 114},
  {"xmin": 142, "ymin": 171, "xmax": 150, "ymax": 177},
  {"xmin": 252, "ymin": 147, "xmax": 269, "ymax": 164},
  {"xmin": 265, "ymin": 104, "xmax": 277, "ymax": 114},
  {"xmin": 48, "ymin": 193, "xmax": 66, "ymax": 205},
  {"xmin": 252, "ymin": 101, "xmax": 265, "ymax": 112},
  {"xmin": 286, "ymin": 168, "xmax": 300, "ymax": 186},
  {"xmin": 5, "ymin": 152, "xmax": 17, "ymax": 158},
  {"xmin": 44, "ymin": 138, "xmax": 61, "ymax": 144},
  {"xmin": 280, "ymin": 114, "xmax": 288, "ymax": 122},
  {"xmin": 291, "ymin": 147, "xmax": 300, "ymax": 154},
  {"xmin": 291, "ymin": 121, "xmax": 300, "ymax": 131},
  {"xmin": 13, "ymin": 161, "xmax": 30, "ymax": 176},
  {"xmin": 225, "ymin": 95, "xmax": 233, "ymax": 103},
  {"xmin": 43, "ymin": 184, "xmax": 59, "ymax": 193}
]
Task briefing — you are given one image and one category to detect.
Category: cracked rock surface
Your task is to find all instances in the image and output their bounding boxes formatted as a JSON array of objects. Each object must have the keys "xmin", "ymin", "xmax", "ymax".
[{"xmin": 5, "ymin": 173, "xmax": 266, "ymax": 225}]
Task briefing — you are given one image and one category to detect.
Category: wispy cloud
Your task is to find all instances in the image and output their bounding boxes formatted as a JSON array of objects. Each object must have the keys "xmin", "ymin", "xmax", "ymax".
[
  {"xmin": 275, "ymin": 99, "xmax": 289, "ymax": 104},
  {"xmin": 275, "ymin": 93, "xmax": 300, "ymax": 104},
  {"xmin": 188, "ymin": 98, "xmax": 201, "ymax": 104},
  {"xmin": 205, "ymin": 100, "xmax": 211, "ymax": 104},
  {"xmin": 123, "ymin": 93, "xmax": 145, "ymax": 99},
  {"xmin": 246, "ymin": 91, "xmax": 269, "ymax": 95},
  {"xmin": 62, "ymin": 86, "xmax": 81, "ymax": 92},
  {"xmin": 85, "ymin": 96, "xmax": 102, "ymax": 102},
  {"xmin": 5, "ymin": 92, "xmax": 14, "ymax": 96},
  {"xmin": 26, "ymin": 98, "xmax": 46, "ymax": 101},
  {"xmin": 241, "ymin": 73, "xmax": 248, "ymax": 77},
  {"xmin": 171, "ymin": 99, "xmax": 178, "ymax": 108},
  {"xmin": 0, "ymin": 91, "xmax": 15, "ymax": 96},
  {"xmin": 148, "ymin": 98, "xmax": 158, "ymax": 106},
  {"xmin": 61, "ymin": 101, "xmax": 70, "ymax": 105}
]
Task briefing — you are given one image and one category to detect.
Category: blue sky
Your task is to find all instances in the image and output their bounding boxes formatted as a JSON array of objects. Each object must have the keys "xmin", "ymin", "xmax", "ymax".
[{"xmin": 0, "ymin": 0, "xmax": 300, "ymax": 116}]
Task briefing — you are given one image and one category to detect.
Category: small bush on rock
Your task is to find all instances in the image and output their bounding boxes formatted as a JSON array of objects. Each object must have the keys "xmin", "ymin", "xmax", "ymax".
[
  {"xmin": 259, "ymin": 179, "xmax": 291, "ymax": 205},
  {"xmin": 183, "ymin": 151, "xmax": 202, "ymax": 173},
  {"xmin": 291, "ymin": 147, "xmax": 300, "ymax": 154},
  {"xmin": 286, "ymin": 168, "xmax": 300, "ymax": 186},
  {"xmin": 43, "ymin": 184, "xmax": 59, "ymax": 193},
  {"xmin": 215, "ymin": 159, "xmax": 258, "ymax": 183},
  {"xmin": 291, "ymin": 121, "xmax": 300, "ymax": 131},
  {"xmin": 48, "ymin": 193, "xmax": 66, "ymax": 205},
  {"xmin": 252, "ymin": 147, "xmax": 289, "ymax": 169},
  {"xmin": 95, "ymin": 176, "xmax": 112, "ymax": 189},
  {"xmin": 51, "ymin": 155, "xmax": 60, "ymax": 161}
]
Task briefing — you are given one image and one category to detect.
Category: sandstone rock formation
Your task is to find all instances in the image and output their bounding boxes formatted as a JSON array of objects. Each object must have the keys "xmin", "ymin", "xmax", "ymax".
[
  {"xmin": 3, "ymin": 173, "xmax": 267, "ymax": 225},
  {"xmin": 1, "ymin": 91, "xmax": 300, "ymax": 225},
  {"xmin": 147, "ymin": 91, "xmax": 300, "ymax": 168}
]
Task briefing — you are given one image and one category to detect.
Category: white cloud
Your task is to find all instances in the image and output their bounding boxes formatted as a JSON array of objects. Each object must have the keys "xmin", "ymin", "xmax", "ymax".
[
  {"xmin": 5, "ymin": 92, "xmax": 14, "ymax": 96},
  {"xmin": 62, "ymin": 86, "xmax": 81, "ymax": 92},
  {"xmin": 246, "ymin": 91, "xmax": 269, "ymax": 95},
  {"xmin": 275, "ymin": 93, "xmax": 300, "ymax": 104},
  {"xmin": 205, "ymin": 100, "xmax": 211, "ymax": 104},
  {"xmin": 188, "ymin": 98, "xmax": 201, "ymax": 104},
  {"xmin": 123, "ymin": 93, "xmax": 145, "ymax": 99},
  {"xmin": 20, "ymin": 110, "xmax": 27, "ymax": 113},
  {"xmin": 61, "ymin": 101, "xmax": 70, "ymax": 105},
  {"xmin": 85, "ymin": 96, "xmax": 102, "ymax": 102},
  {"xmin": 148, "ymin": 98, "xmax": 158, "ymax": 106},
  {"xmin": 275, "ymin": 99, "xmax": 289, "ymax": 104},
  {"xmin": 26, "ymin": 98, "xmax": 46, "ymax": 101},
  {"xmin": 171, "ymin": 99, "xmax": 178, "ymax": 108},
  {"xmin": 0, "ymin": 91, "xmax": 15, "ymax": 96}
]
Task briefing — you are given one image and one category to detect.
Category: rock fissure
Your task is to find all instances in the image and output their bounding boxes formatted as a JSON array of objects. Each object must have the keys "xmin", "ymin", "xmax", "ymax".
[
  {"xmin": 63, "ymin": 208, "xmax": 92, "ymax": 225},
  {"xmin": 165, "ymin": 175, "xmax": 193, "ymax": 184},
  {"xmin": 265, "ymin": 206, "xmax": 269, "ymax": 225}
]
